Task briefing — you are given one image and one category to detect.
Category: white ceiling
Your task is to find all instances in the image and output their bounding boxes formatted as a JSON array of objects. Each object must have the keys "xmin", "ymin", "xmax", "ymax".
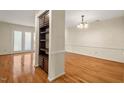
[
  {"xmin": 1, "ymin": 10, "xmax": 124, "ymax": 27},
  {"xmin": 0, "ymin": 10, "xmax": 36, "ymax": 27},
  {"xmin": 66, "ymin": 10, "xmax": 124, "ymax": 28}
]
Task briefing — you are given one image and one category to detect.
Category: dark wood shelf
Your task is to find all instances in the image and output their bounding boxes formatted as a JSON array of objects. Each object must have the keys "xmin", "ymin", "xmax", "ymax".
[
  {"xmin": 38, "ymin": 10, "xmax": 49, "ymax": 74},
  {"xmin": 40, "ymin": 48, "xmax": 48, "ymax": 51},
  {"xmin": 39, "ymin": 55, "xmax": 48, "ymax": 73},
  {"xmin": 40, "ymin": 24, "xmax": 49, "ymax": 29},
  {"xmin": 40, "ymin": 31, "xmax": 49, "ymax": 34},
  {"xmin": 40, "ymin": 39, "xmax": 48, "ymax": 42}
]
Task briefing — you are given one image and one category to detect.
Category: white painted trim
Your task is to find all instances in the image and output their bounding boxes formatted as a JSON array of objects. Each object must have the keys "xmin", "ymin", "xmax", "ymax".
[
  {"xmin": 66, "ymin": 44, "xmax": 124, "ymax": 51},
  {"xmin": 51, "ymin": 50, "xmax": 65, "ymax": 55},
  {"xmin": 66, "ymin": 50, "xmax": 124, "ymax": 64},
  {"xmin": 0, "ymin": 51, "xmax": 34, "ymax": 55},
  {"xmin": 0, "ymin": 53, "xmax": 13, "ymax": 55},
  {"xmin": 13, "ymin": 50, "xmax": 34, "ymax": 54},
  {"xmin": 34, "ymin": 64, "xmax": 39, "ymax": 67},
  {"xmin": 48, "ymin": 72, "xmax": 65, "ymax": 82}
]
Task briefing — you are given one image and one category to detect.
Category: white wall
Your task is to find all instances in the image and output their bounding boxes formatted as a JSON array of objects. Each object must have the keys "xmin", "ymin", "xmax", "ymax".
[
  {"xmin": 49, "ymin": 10, "xmax": 65, "ymax": 81},
  {"xmin": 0, "ymin": 21, "xmax": 34, "ymax": 55},
  {"xmin": 65, "ymin": 16, "xmax": 124, "ymax": 63}
]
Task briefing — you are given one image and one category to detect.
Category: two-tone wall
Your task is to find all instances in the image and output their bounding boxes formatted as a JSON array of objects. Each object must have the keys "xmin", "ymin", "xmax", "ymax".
[
  {"xmin": 0, "ymin": 21, "xmax": 34, "ymax": 55},
  {"xmin": 65, "ymin": 16, "xmax": 124, "ymax": 63}
]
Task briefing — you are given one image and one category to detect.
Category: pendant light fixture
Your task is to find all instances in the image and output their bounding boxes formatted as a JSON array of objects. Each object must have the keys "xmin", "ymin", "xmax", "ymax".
[{"xmin": 77, "ymin": 15, "xmax": 88, "ymax": 29}]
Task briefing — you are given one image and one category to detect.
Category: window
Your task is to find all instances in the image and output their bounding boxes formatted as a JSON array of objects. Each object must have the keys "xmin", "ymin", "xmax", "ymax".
[
  {"xmin": 25, "ymin": 32, "xmax": 32, "ymax": 50},
  {"xmin": 14, "ymin": 31, "xmax": 22, "ymax": 51}
]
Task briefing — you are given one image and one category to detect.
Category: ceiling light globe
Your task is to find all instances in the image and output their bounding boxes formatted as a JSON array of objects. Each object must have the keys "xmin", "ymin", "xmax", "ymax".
[{"xmin": 84, "ymin": 23, "xmax": 88, "ymax": 28}]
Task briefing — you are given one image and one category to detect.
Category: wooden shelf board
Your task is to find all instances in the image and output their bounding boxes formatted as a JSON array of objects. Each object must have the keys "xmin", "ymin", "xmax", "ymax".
[{"xmin": 40, "ymin": 31, "xmax": 49, "ymax": 34}]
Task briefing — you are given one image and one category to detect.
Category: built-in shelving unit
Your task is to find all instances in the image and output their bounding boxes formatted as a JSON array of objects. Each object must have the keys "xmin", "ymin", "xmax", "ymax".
[
  {"xmin": 35, "ymin": 10, "xmax": 65, "ymax": 80},
  {"xmin": 39, "ymin": 10, "xmax": 49, "ymax": 73}
]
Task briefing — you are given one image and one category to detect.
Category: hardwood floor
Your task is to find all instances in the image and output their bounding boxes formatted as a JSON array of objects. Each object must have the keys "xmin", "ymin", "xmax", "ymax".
[
  {"xmin": 54, "ymin": 53, "xmax": 124, "ymax": 83},
  {"xmin": 0, "ymin": 52, "xmax": 124, "ymax": 83},
  {"xmin": 0, "ymin": 53, "xmax": 48, "ymax": 83}
]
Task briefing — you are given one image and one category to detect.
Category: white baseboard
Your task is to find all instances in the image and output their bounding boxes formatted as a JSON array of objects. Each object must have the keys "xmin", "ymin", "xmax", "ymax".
[
  {"xmin": 66, "ymin": 50, "xmax": 124, "ymax": 63},
  {"xmin": 0, "ymin": 51, "xmax": 34, "ymax": 56},
  {"xmin": 34, "ymin": 64, "xmax": 39, "ymax": 67},
  {"xmin": 13, "ymin": 50, "xmax": 34, "ymax": 54},
  {"xmin": 0, "ymin": 52, "xmax": 13, "ymax": 55},
  {"xmin": 48, "ymin": 72, "xmax": 65, "ymax": 82}
]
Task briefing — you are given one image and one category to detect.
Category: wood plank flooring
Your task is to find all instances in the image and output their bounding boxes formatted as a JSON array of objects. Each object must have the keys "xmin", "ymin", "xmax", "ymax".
[
  {"xmin": 0, "ymin": 52, "xmax": 124, "ymax": 83},
  {"xmin": 54, "ymin": 53, "xmax": 124, "ymax": 83}
]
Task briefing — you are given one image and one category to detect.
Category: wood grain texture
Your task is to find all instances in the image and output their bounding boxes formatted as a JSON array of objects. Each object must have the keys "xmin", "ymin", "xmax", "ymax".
[
  {"xmin": 0, "ymin": 52, "xmax": 124, "ymax": 83},
  {"xmin": 53, "ymin": 52, "xmax": 124, "ymax": 83},
  {"xmin": 0, "ymin": 53, "xmax": 48, "ymax": 83}
]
